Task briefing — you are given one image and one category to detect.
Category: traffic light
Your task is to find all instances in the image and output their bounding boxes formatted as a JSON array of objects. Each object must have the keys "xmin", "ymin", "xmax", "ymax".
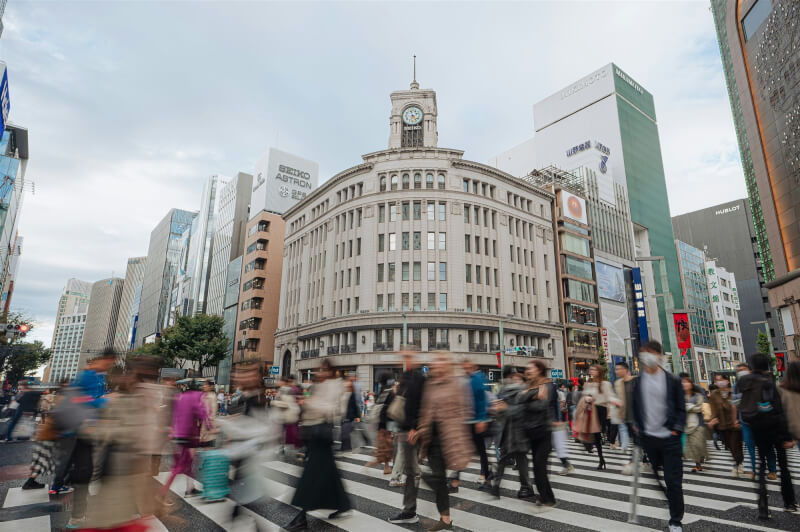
[
  {"xmin": 0, "ymin": 322, "xmax": 30, "ymax": 339},
  {"xmin": 18, "ymin": 324, "xmax": 28, "ymax": 337}
]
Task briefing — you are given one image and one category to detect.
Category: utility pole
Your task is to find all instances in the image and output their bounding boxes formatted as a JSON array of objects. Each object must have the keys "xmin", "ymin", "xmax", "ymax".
[{"xmin": 499, "ymin": 319, "xmax": 504, "ymax": 383}]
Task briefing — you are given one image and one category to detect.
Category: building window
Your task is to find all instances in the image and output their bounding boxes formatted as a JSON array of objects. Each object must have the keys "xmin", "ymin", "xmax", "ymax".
[
  {"xmin": 438, "ymin": 174, "xmax": 445, "ymax": 189},
  {"xmin": 438, "ymin": 203, "xmax": 446, "ymax": 221},
  {"xmin": 402, "ymin": 232, "xmax": 410, "ymax": 250},
  {"xmin": 378, "ymin": 204, "xmax": 385, "ymax": 223},
  {"xmin": 426, "ymin": 173, "xmax": 434, "ymax": 189},
  {"xmin": 464, "ymin": 205, "xmax": 470, "ymax": 223},
  {"xmin": 463, "ymin": 179, "xmax": 469, "ymax": 192},
  {"xmin": 475, "ymin": 265, "xmax": 481, "ymax": 284},
  {"xmin": 402, "ymin": 173, "xmax": 410, "ymax": 189},
  {"xmin": 413, "ymin": 231, "xmax": 421, "ymax": 250},
  {"xmin": 388, "ymin": 263, "xmax": 396, "ymax": 281},
  {"xmin": 438, "ymin": 233, "xmax": 446, "ymax": 250},
  {"xmin": 414, "ymin": 173, "xmax": 422, "ymax": 189},
  {"xmin": 439, "ymin": 293, "xmax": 447, "ymax": 311},
  {"xmin": 413, "ymin": 201, "xmax": 421, "ymax": 220},
  {"xmin": 391, "ymin": 175, "xmax": 398, "ymax": 190},
  {"xmin": 464, "ymin": 234, "xmax": 470, "ymax": 252},
  {"xmin": 378, "ymin": 234, "xmax": 385, "ymax": 252},
  {"xmin": 389, "ymin": 233, "xmax": 397, "ymax": 251},
  {"xmin": 380, "ymin": 176, "xmax": 386, "ymax": 191},
  {"xmin": 413, "ymin": 261, "xmax": 421, "ymax": 281},
  {"xmin": 377, "ymin": 294, "xmax": 384, "ymax": 312},
  {"xmin": 465, "ymin": 264, "xmax": 471, "ymax": 283},
  {"xmin": 439, "ymin": 262, "xmax": 447, "ymax": 281},
  {"xmin": 390, "ymin": 203, "xmax": 398, "ymax": 222},
  {"xmin": 402, "ymin": 202, "xmax": 410, "ymax": 221},
  {"xmin": 413, "ymin": 292, "xmax": 421, "ymax": 311},
  {"xmin": 377, "ymin": 263, "xmax": 384, "ymax": 282},
  {"xmin": 427, "ymin": 202, "xmax": 435, "ymax": 220},
  {"xmin": 402, "ymin": 262, "xmax": 410, "ymax": 281},
  {"xmin": 388, "ymin": 293, "xmax": 395, "ymax": 311},
  {"xmin": 355, "ymin": 267, "xmax": 360, "ymax": 285},
  {"xmin": 427, "ymin": 232, "xmax": 435, "ymax": 250},
  {"xmin": 402, "ymin": 293, "xmax": 410, "ymax": 311},
  {"xmin": 427, "ymin": 262, "xmax": 435, "ymax": 281},
  {"xmin": 427, "ymin": 293, "xmax": 435, "ymax": 310}
]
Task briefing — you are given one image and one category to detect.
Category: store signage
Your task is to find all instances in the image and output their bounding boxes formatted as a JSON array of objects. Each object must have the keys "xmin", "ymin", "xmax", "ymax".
[
  {"xmin": 601, "ymin": 328, "xmax": 609, "ymax": 355},
  {"xmin": 674, "ymin": 312, "xmax": 692, "ymax": 356},
  {"xmin": 631, "ymin": 268, "xmax": 649, "ymax": 343},
  {"xmin": 559, "ymin": 190, "xmax": 588, "ymax": 225},
  {"xmin": 706, "ymin": 261, "xmax": 728, "ymax": 355},
  {"xmin": 776, "ymin": 352, "xmax": 785, "ymax": 372},
  {"xmin": 550, "ymin": 369, "xmax": 564, "ymax": 379},
  {"xmin": 269, "ymin": 365, "xmax": 280, "ymax": 375},
  {"xmin": 251, "ymin": 148, "xmax": 318, "ymax": 217},
  {"xmin": 559, "ymin": 67, "xmax": 609, "ymax": 100},
  {"xmin": 0, "ymin": 64, "xmax": 9, "ymax": 141},
  {"xmin": 614, "ymin": 67, "xmax": 644, "ymax": 95},
  {"xmin": 714, "ymin": 204, "xmax": 741, "ymax": 216}
]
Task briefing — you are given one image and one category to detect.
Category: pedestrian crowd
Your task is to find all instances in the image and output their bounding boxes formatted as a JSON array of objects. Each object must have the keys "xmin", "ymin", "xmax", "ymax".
[{"xmin": 1, "ymin": 340, "xmax": 799, "ymax": 532}]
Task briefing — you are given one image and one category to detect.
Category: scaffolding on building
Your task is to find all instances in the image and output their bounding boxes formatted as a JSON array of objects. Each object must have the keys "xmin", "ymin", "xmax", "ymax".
[{"xmin": 521, "ymin": 165, "xmax": 585, "ymax": 196}]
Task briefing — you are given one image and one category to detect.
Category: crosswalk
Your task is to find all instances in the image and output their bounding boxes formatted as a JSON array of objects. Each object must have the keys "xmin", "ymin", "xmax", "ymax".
[{"xmin": 1, "ymin": 440, "xmax": 798, "ymax": 531}]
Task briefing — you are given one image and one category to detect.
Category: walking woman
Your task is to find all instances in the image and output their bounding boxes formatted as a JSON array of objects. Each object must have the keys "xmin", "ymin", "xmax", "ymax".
[
  {"xmin": 410, "ymin": 353, "xmax": 473, "ymax": 531},
  {"xmin": 519, "ymin": 360, "xmax": 556, "ymax": 507},
  {"xmin": 574, "ymin": 364, "xmax": 616, "ymax": 470},
  {"xmin": 681, "ymin": 374, "xmax": 708, "ymax": 472},
  {"xmin": 709, "ymin": 373, "xmax": 744, "ymax": 477},
  {"xmin": 285, "ymin": 359, "xmax": 351, "ymax": 531},
  {"xmin": 366, "ymin": 375, "xmax": 395, "ymax": 474},
  {"xmin": 778, "ymin": 361, "xmax": 800, "ymax": 452}
]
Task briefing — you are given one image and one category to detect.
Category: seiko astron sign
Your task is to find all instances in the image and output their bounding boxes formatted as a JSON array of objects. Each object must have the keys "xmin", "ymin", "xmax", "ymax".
[{"xmin": 250, "ymin": 148, "xmax": 319, "ymax": 217}]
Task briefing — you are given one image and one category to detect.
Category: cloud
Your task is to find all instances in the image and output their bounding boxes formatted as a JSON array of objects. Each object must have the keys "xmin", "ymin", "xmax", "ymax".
[{"xmin": 2, "ymin": 1, "xmax": 744, "ymax": 349}]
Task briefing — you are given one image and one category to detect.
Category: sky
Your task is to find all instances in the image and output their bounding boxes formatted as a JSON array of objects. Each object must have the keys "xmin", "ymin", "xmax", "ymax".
[{"xmin": 1, "ymin": 0, "xmax": 746, "ymax": 348}]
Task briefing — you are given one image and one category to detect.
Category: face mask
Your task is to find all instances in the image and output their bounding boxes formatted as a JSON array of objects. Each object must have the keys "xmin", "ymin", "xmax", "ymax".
[
  {"xmin": 736, "ymin": 370, "xmax": 748, "ymax": 378},
  {"xmin": 716, "ymin": 380, "xmax": 729, "ymax": 388},
  {"xmin": 639, "ymin": 352, "xmax": 660, "ymax": 369}
]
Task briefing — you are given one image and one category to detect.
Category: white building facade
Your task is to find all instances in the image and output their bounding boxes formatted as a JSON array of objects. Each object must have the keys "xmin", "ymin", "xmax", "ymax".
[
  {"xmin": 274, "ymin": 80, "xmax": 564, "ymax": 390},
  {"xmin": 706, "ymin": 260, "xmax": 745, "ymax": 366}
]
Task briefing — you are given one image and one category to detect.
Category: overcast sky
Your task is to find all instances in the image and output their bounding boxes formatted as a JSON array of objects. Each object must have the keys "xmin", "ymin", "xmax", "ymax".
[{"xmin": 3, "ymin": 0, "xmax": 745, "ymax": 347}]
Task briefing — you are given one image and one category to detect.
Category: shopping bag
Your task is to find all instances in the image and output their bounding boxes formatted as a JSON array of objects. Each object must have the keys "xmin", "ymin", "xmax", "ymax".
[{"xmin": 199, "ymin": 449, "xmax": 231, "ymax": 501}]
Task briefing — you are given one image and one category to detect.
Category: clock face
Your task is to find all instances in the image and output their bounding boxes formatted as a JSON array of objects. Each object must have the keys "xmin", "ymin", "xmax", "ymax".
[{"xmin": 402, "ymin": 106, "xmax": 423, "ymax": 125}]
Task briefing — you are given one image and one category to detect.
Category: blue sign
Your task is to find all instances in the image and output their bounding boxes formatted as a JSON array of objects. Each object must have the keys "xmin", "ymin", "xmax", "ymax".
[
  {"xmin": 0, "ymin": 65, "xmax": 9, "ymax": 141},
  {"xmin": 550, "ymin": 369, "xmax": 564, "ymax": 379},
  {"xmin": 631, "ymin": 267, "xmax": 649, "ymax": 343},
  {"xmin": 422, "ymin": 365, "xmax": 429, "ymax": 375},
  {"xmin": 269, "ymin": 365, "xmax": 280, "ymax": 376}
]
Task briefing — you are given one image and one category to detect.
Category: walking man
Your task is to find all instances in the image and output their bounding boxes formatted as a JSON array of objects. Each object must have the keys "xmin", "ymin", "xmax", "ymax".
[{"xmin": 632, "ymin": 341, "xmax": 685, "ymax": 532}]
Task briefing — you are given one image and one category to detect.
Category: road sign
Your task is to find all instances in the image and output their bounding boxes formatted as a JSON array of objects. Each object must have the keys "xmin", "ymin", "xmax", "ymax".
[
  {"xmin": 550, "ymin": 369, "xmax": 564, "ymax": 379},
  {"xmin": 422, "ymin": 365, "xmax": 429, "ymax": 374},
  {"xmin": 269, "ymin": 365, "xmax": 280, "ymax": 376}
]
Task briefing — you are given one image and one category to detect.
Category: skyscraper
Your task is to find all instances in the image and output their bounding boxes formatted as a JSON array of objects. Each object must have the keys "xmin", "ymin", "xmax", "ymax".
[
  {"xmin": 136, "ymin": 208, "xmax": 196, "ymax": 347},
  {"xmin": 0, "ymin": 125, "xmax": 28, "ymax": 308},
  {"xmin": 672, "ymin": 199, "xmax": 784, "ymax": 358},
  {"xmin": 43, "ymin": 278, "xmax": 91, "ymax": 383},
  {"xmin": 113, "ymin": 256, "xmax": 147, "ymax": 353},
  {"xmin": 493, "ymin": 63, "xmax": 681, "ymax": 354},
  {"xmin": 79, "ymin": 277, "xmax": 124, "ymax": 367},
  {"xmin": 712, "ymin": 0, "xmax": 800, "ymax": 360},
  {"xmin": 206, "ymin": 172, "xmax": 252, "ymax": 317}
]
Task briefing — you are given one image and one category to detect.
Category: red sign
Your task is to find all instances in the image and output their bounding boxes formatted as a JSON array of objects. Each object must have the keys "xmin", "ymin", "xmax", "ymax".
[
  {"xmin": 673, "ymin": 313, "xmax": 692, "ymax": 356},
  {"xmin": 496, "ymin": 352, "xmax": 502, "ymax": 369},
  {"xmin": 776, "ymin": 352, "xmax": 786, "ymax": 372}
]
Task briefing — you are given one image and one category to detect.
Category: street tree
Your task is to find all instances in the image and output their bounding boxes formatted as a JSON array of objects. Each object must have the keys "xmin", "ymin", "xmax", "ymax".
[
  {"xmin": 154, "ymin": 314, "xmax": 229, "ymax": 375},
  {"xmin": 1, "ymin": 341, "xmax": 51, "ymax": 385}
]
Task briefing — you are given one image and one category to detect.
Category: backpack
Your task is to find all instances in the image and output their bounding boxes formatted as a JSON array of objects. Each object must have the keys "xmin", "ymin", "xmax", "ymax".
[{"xmin": 739, "ymin": 374, "xmax": 779, "ymax": 428}]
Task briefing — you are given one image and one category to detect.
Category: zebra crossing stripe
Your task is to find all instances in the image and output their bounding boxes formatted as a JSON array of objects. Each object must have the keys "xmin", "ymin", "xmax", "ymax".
[
  {"xmin": 1, "ymin": 487, "xmax": 48, "ymax": 508},
  {"xmin": 0, "ymin": 515, "xmax": 49, "ymax": 532}
]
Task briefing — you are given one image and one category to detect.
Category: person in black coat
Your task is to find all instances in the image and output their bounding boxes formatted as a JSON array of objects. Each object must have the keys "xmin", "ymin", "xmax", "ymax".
[{"xmin": 339, "ymin": 380, "xmax": 360, "ymax": 452}]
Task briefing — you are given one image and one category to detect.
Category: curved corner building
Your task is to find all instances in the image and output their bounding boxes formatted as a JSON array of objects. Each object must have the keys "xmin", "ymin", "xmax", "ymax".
[{"xmin": 274, "ymin": 79, "xmax": 565, "ymax": 389}]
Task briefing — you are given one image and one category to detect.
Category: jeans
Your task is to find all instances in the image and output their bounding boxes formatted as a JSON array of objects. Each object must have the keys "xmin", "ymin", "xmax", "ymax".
[
  {"xmin": 641, "ymin": 433, "xmax": 683, "ymax": 527},
  {"xmin": 741, "ymin": 422, "xmax": 775, "ymax": 473},
  {"xmin": 754, "ymin": 431, "xmax": 796, "ymax": 513},
  {"xmin": 4, "ymin": 409, "xmax": 21, "ymax": 439},
  {"xmin": 527, "ymin": 431, "xmax": 555, "ymax": 504},
  {"xmin": 618, "ymin": 423, "xmax": 630, "ymax": 450},
  {"xmin": 397, "ymin": 432, "xmax": 420, "ymax": 513},
  {"xmin": 340, "ymin": 420, "xmax": 353, "ymax": 452}
]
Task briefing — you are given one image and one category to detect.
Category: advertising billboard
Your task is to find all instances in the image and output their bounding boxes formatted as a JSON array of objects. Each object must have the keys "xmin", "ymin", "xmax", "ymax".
[
  {"xmin": 705, "ymin": 260, "xmax": 728, "ymax": 355},
  {"xmin": 251, "ymin": 148, "xmax": 319, "ymax": 218},
  {"xmin": 673, "ymin": 312, "xmax": 692, "ymax": 356},
  {"xmin": 0, "ymin": 63, "xmax": 9, "ymax": 141},
  {"xmin": 596, "ymin": 261, "xmax": 625, "ymax": 303},
  {"xmin": 631, "ymin": 267, "xmax": 648, "ymax": 343},
  {"xmin": 559, "ymin": 190, "xmax": 587, "ymax": 225}
]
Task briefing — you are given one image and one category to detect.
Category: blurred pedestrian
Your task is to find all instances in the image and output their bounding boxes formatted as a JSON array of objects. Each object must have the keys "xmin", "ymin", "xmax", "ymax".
[
  {"xmin": 709, "ymin": 372, "xmax": 744, "ymax": 477},
  {"xmin": 632, "ymin": 341, "xmax": 685, "ymax": 532},
  {"xmin": 462, "ymin": 361, "xmax": 491, "ymax": 490},
  {"xmin": 613, "ymin": 362, "xmax": 633, "ymax": 453},
  {"xmin": 200, "ymin": 379, "xmax": 218, "ymax": 447},
  {"xmin": 285, "ymin": 359, "xmax": 351, "ymax": 531},
  {"xmin": 489, "ymin": 368, "xmax": 533, "ymax": 499},
  {"xmin": 735, "ymin": 363, "xmax": 776, "ymax": 479},
  {"xmin": 410, "ymin": 353, "xmax": 473, "ymax": 531},
  {"xmin": 681, "ymin": 374, "xmax": 707, "ymax": 472},
  {"xmin": 778, "ymin": 360, "xmax": 800, "ymax": 453},
  {"xmin": 520, "ymin": 360, "xmax": 556, "ymax": 507},
  {"xmin": 366, "ymin": 375, "xmax": 395, "ymax": 474},
  {"xmin": 339, "ymin": 380, "xmax": 359, "ymax": 453},
  {"xmin": 574, "ymin": 364, "xmax": 616, "ymax": 469},
  {"xmin": 549, "ymin": 374, "xmax": 574, "ymax": 476},
  {"xmin": 740, "ymin": 354, "xmax": 797, "ymax": 518}
]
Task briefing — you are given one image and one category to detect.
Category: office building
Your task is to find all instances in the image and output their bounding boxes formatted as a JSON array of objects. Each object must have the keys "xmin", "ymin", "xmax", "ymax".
[
  {"xmin": 712, "ymin": 0, "xmax": 800, "ymax": 360},
  {"xmin": 672, "ymin": 198, "xmax": 784, "ymax": 357},
  {"xmin": 492, "ymin": 63, "xmax": 681, "ymax": 355},
  {"xmin": 206, "ymin": 172, "xmax": 253, "ymax": 317},
  {"xmin": 113, "ymin": 256, "xmax": 147, "ymax": 352},
  {"xmin": 705, "ymin": 259, "xmax": 745, "ymax": 365},
  {"xmin": 217, "ymin": 256, "xmax": 243, "ymax": 387},
  {"xmin": 136, "ymin": 209, "xmax": 197, "ymax": 347},
  {"xmin": 274, "ymin": 79, "xmax": 564, "ymax": 390},
  {"xmin": 79, "ymin": 277, "xmax": 124, "ymax": 367},
  {"xmin": 234, "ymin": 147, "xmax": 316, "ymax": 373},
  {"xmin": 1, "ymin": 233, "xmax": 21, "ymax": 312},
  {"xmin": 0, "ymin": 125, "xmax": 28, "ymax": 310},
  {"xmin": 43, "ymin": 278, "xmax": 91, "ymax": 383}
]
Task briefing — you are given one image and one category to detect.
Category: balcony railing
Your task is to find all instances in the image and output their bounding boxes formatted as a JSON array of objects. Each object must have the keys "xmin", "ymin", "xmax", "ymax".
[
  {"xmin": 341, "ymin": 344, "xmax": 356, "ymax": 354},
  {"xmin": 327, "ymin": 346, "xmax": 340, "ymax": 355},
  {"xmin": 300, "ymin": 348, "xmax": 320, "ymax": 359},
  {"xmin": 400, "ymin": 344, "xmax": 422, "ymax": 351},
  {"xmin": 489, "ymin": 344, "xmax": 501, "ymax": 352},
  {"xmin": 469, "ymin": 343, "xmax": 487, "ymax": 353},
  {"xmin": 373, "ymin": 343, "xmax": 394, "ymax": 352},
  {"xmin": 433, "ymin": 342, "xmax": 450, "ymax": 350}
]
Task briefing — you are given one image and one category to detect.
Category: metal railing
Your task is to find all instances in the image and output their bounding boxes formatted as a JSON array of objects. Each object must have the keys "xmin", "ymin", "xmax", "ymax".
[
  {"xmin": 327, "ymin": 346, "xmax": 340, "ymax": 355},
  {"xmin": 469, "ymin": 343, "xmax": 487, "ymax": 352},
  {"xmin": 300, "ymin": 348, "xmax": 320, "ymax": 359},
  {"xmin": 373, "ymin": 343, "xmax": 394, "ymax": 352},
  {"xmin": 341, "ymin": 344, "xmax": 356, "ymax": 354}
]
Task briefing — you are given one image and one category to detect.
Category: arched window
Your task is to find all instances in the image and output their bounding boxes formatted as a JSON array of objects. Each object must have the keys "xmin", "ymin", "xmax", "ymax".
[
  {"xmin": 426, "ymin": 173, "xmax": 434, "ymax": 189},
  {"xmin": 402, "ymin": 173, "xmax": 410, "ymax": 189},
  {"xmin": 438, "ymin": 174, "xmax": 445, "ymax": 190},
  {"xmin": 414, "ymin": 173, "xmax": 422, "ymax": 189},
  {"xmin": 380, "ymin": 176, "xmax": 386, "ymax": 191},
  {"xmin": 391, "ymin": 175, "xmax": 399, "ymax": 190}
]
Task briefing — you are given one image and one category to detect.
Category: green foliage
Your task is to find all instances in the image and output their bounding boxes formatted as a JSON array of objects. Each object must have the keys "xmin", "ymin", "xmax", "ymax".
[
  {"xmin": 134, "ymin": 314, "xmax": 229, "ymax": 374},
  {"xmin": 597, "ymin": 346, "xmax": 609, "ymax": 378},
  {"xmin": 1, "ymin": 341, "xmax": 51, "ymax": 385},
  {"xmin": 756, "ymin": 330, "xmax": 771, "ymax": 357}
]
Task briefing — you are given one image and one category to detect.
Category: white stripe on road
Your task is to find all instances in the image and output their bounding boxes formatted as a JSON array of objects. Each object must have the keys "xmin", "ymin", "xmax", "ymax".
[
  {"xmin": 2, "ymin": 487, "xmax": 48, "ymax": 508},
  {"xmin": 0, "ymin": 516, "xmax": 49, "ymax": 532}
]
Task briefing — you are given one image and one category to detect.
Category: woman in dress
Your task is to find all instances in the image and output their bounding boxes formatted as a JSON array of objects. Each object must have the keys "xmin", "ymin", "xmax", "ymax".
[
  {"xmin": 574, "ymin": 364, "xmax": 617, "ymax": 470},
  {"xmin": 285, "ymin": 359, "xmax": 351, "ymax": 531},
  {"xmin": 681, "ymin": 375, "xmax": 708, "ymax": 472}
]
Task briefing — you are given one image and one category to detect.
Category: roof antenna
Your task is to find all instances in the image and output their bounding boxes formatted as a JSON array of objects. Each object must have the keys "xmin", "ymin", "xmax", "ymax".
[{"xmin": 410, "ymin": 55, "xmax": 419, "ymax": 90}]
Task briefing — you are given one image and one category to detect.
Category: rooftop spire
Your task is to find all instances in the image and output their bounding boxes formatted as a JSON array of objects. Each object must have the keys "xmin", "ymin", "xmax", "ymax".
[{"xmin": 410, "ymin": 55, "xmax": 419, "ymax": 90}]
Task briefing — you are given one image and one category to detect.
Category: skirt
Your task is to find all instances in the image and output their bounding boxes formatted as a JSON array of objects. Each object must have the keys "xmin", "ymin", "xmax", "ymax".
[
  {"xmin": 684, "ymin": 426, "xmax": 708, "ymax": 464},
  {"xmin": 290, "ymin": 437, "xmax": 351, "ymax": 512},
  {"xmin": 374, "ymin": 429, "xmax": 393, "ymax": 463},
  {"xmin": 31, "ymin": 440, "xmax": 55, "ymax": 479}
]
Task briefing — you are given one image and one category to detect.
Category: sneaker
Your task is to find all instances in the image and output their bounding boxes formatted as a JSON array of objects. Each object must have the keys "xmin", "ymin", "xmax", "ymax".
[
  {"xmin": 22, "ymin": 478, "xmax": 45, "ymax": 490},
  {"xmin": 731, "ymin": 467, "xmax": 739, "ymax": 478},
  {"xmin": 388, "ymin": 480, "xmax": 405, "ymax": 487},
  {"xmin": 328, "ymin": 510, "xmax": 352, "ymax": 519},
  {"xmin": 184, "ymin": 488, "xmax": 203, "ymax": 498},
  {"xmin": 427, "ymin": 519, "xmax": 454, "ymax": 531},
  {"xmin": 49, "ymin": 485, "xmax": 74, "ymax": 495},
  {"xmin": 784, "ymin": 504, "xmax": 798, "ymax": 513},
  {"xmin": 389, "ymin": 512, "xmax": 419, "ymax": 524},
  {"xmin": 737, "ymin": 464, "xmax": 744, "ymax": 474},
  {"xmin": 558, "ymin": 464, "xmax": 575, "ymax": 476},
  {"xmin": 767, "ymin": 472, "xmax": 778, "ymax": 481},
  {"xmin": 668, "ymin": 525, "xmax": 683, "ymax": 532},
  {"xmin": 66, "ymin": 517, "xmax": 86, "ymax": 529},
  {"xmin": 535, "ymin": 501, "xmax": 557, "ymax": 509},
  {"xmin": 517, "ymin": 486, "xmax": 535, "ymax": 499},
  {"xmin": 621, "ymin": 462, "xmax": 633, "ymax": 476}
]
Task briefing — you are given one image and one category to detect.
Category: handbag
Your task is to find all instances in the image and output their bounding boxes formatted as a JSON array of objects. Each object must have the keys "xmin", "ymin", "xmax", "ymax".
[
  {"xmin": 387, "ymin": 395, "xmax": 406, "ymax": 424},
  {"xmin": 299, "ymin": 421, "xmax": 334, "ymax": 444}
]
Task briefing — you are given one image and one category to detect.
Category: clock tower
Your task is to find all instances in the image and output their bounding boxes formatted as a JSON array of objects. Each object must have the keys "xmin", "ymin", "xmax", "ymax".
[{"xmin": 388, "ymin": 76, "xmax": 438, "ymax": 149}]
